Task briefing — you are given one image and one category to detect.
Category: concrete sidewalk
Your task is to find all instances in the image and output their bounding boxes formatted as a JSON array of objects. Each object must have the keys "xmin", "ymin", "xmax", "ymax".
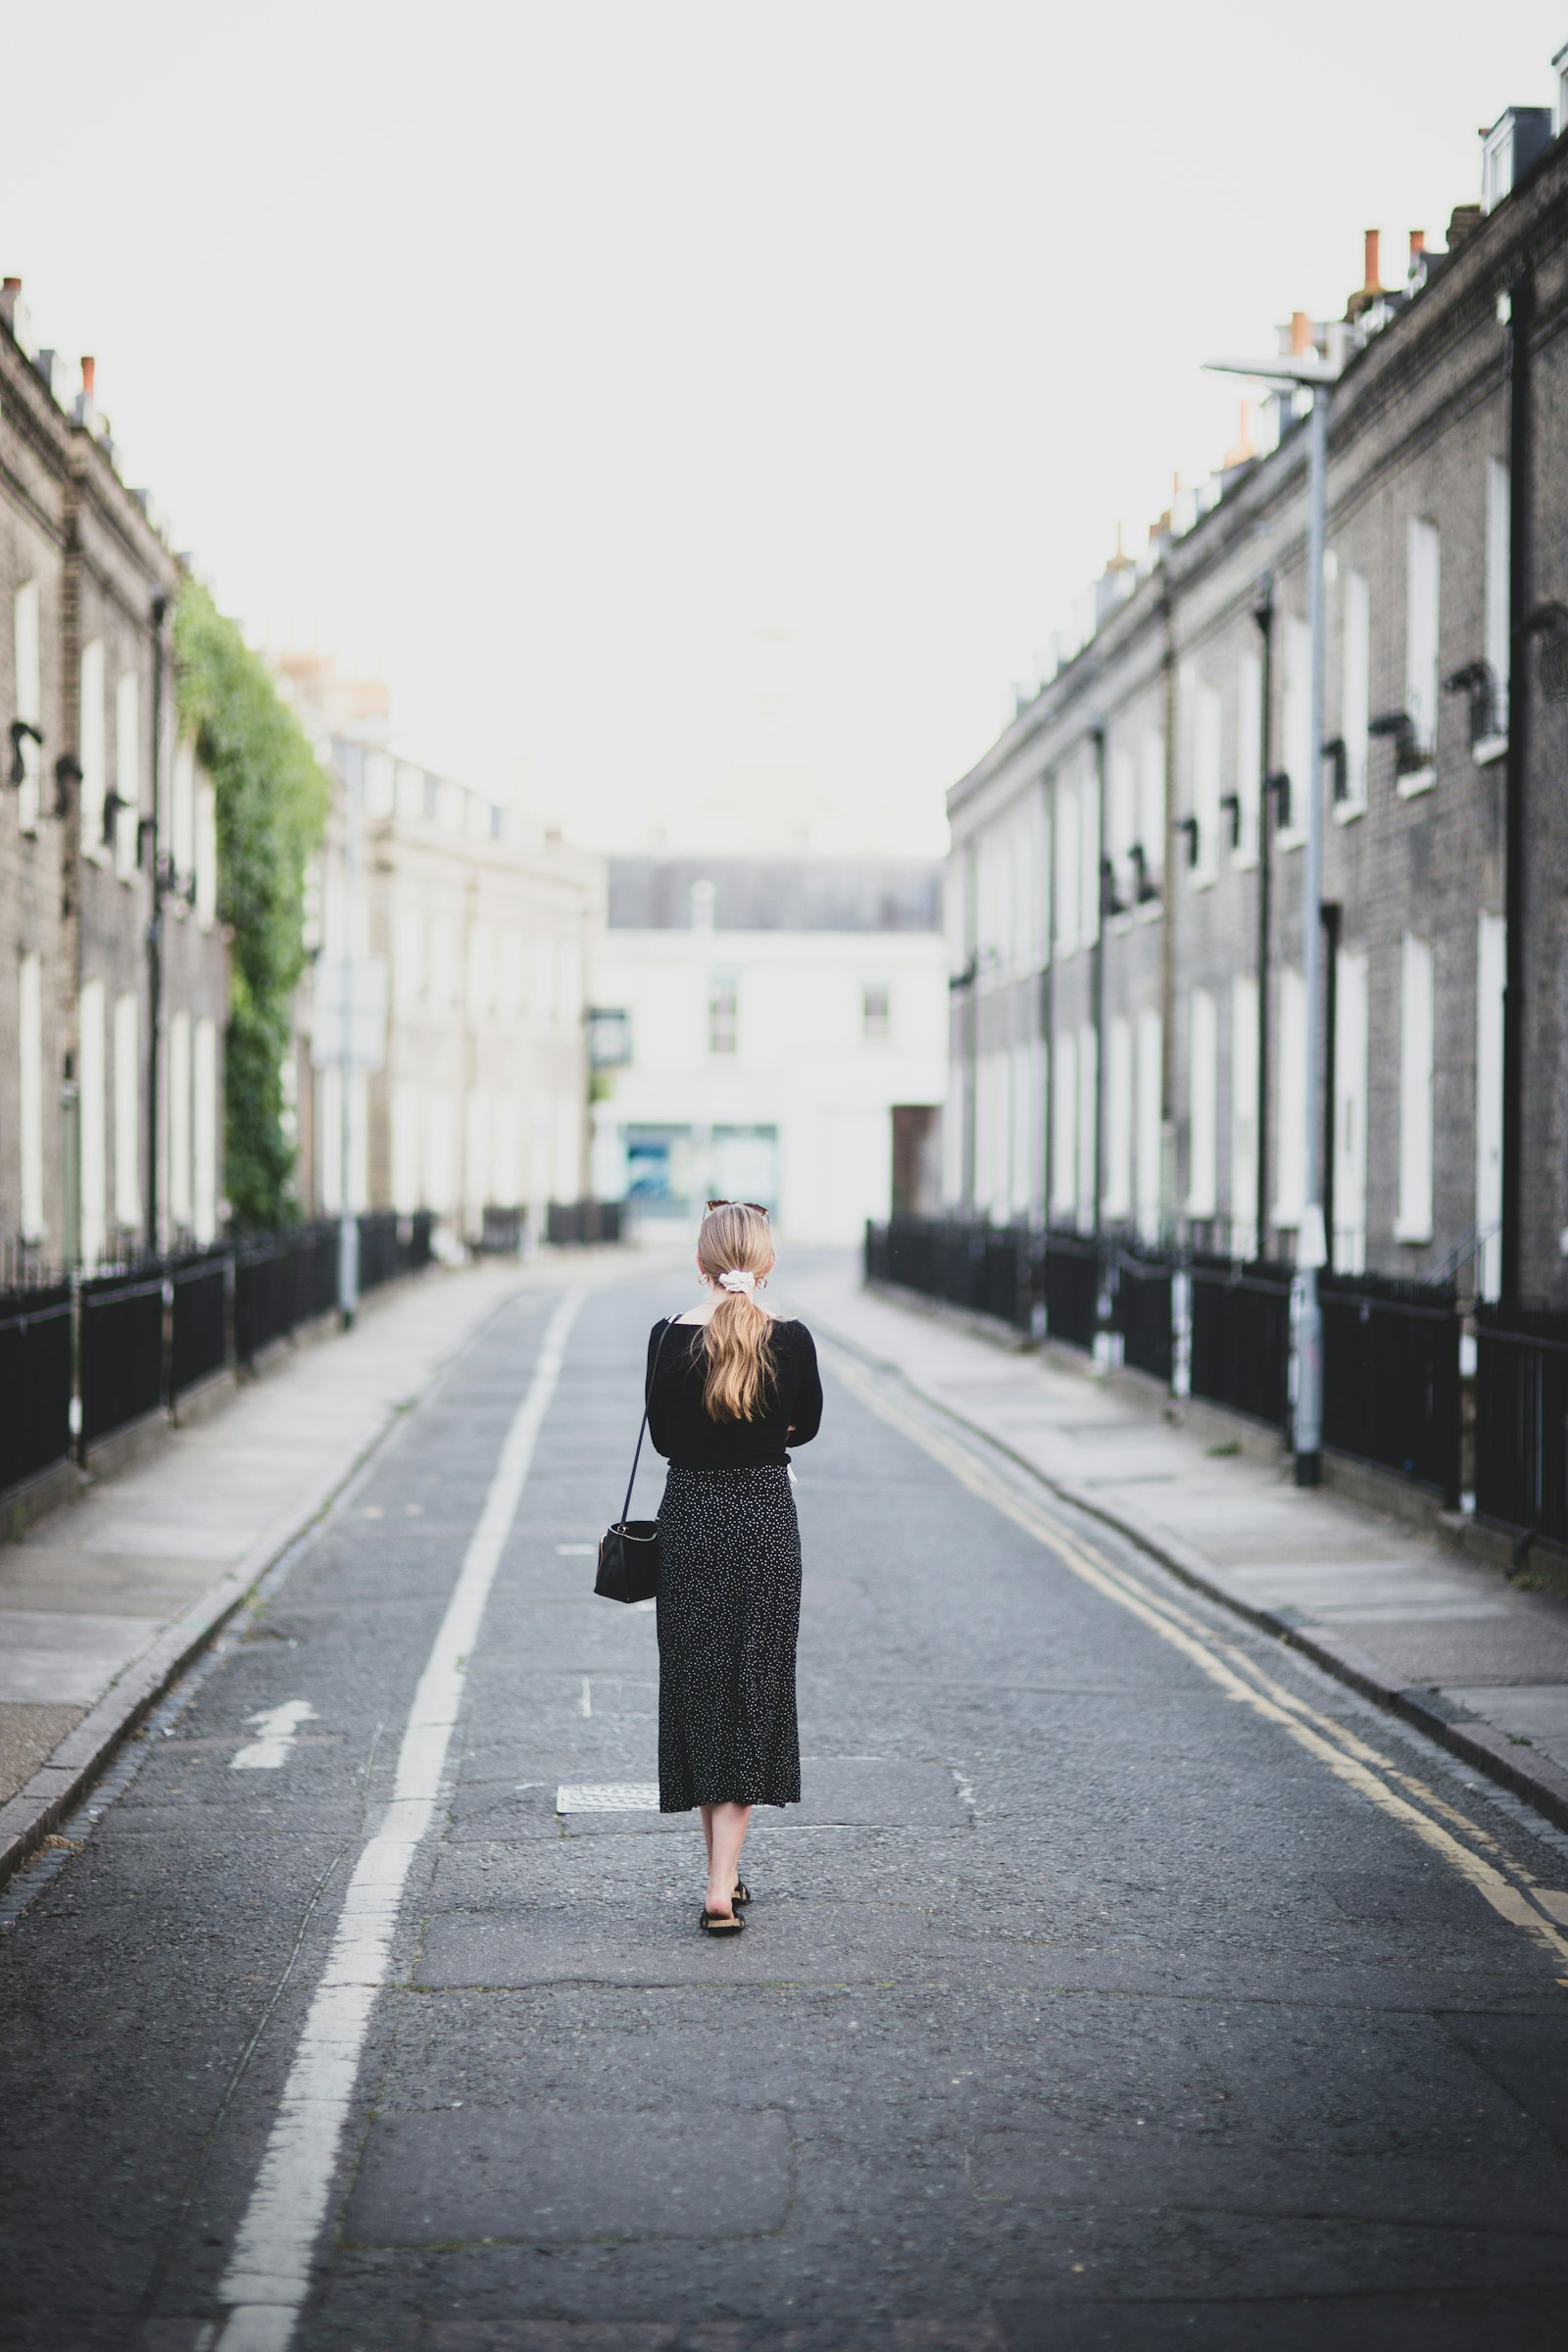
[
  {"xmin": 788, "ymin": 1256, "xmax": 1568, "ymax": 1832},
  {"xmin": 0, "ymin": 1250, "xmax": 639, "ymax": 1886}
]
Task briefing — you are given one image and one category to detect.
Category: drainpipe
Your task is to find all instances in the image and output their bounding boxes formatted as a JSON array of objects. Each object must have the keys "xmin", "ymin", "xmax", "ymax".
[
  {"xmin": 1252, "ymin": 577, "xmax": 1275, "ymax": 1259},
  {"xmin": 1159, "ymin": 582, "xmax": 1178, "ymax": 1237},
  {"xmin": 147, "ymin": 593, "xmax": 167, "ymax": 1252},
  {"xmin": 1321, "ymin": 902, "xmax": 1341, "ymax": 1270},
  {"xmin": 1500, "ymin": 267, "xmax": 1534, "ymax": 1305},
  {"xmin": 1041, "ymin": 779, "xmax": 1054, "ymax": 1228}
]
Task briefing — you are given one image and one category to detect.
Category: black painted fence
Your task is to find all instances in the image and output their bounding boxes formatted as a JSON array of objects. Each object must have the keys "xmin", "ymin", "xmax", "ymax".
[
  {"xmin": 1186, "ymin": 1254, "xmax": 1293, "ymax": 1432},
  {"xmin": 1110, "ymin": 1245, "xmax": 1174, "ymax": 1385},
  {"xmin": 0, "ymin": 1213, "xmax": 442, "ymax": 1505},
  {"xmin": 1474, "ymin": 1305, "xmax": 1568, "ymax": 1544},
  {"xmin": 1042, "ymin": 1229, "xmax": 1100, "ymax": 1351},
  {"xmin": 547, "ymin": 1200, "xmax": 625, "ymax": 1247},
  {"xmin": 865, "ymin": 1215, "xmax": 1039, "ymax": 1335},
  {"xmin": 1320, "ymin": 1272, "xmax": 1462, "ymax": 1504},
  {"xmin": 0, "ymin": 1282, "xmax": 74, "ymax": 1497}
]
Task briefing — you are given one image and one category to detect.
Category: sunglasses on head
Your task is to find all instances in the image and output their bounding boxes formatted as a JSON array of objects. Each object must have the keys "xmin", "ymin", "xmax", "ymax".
[{"xmin": 706, "ymin": 1199, "xmax": 769, "ymax": 1218}]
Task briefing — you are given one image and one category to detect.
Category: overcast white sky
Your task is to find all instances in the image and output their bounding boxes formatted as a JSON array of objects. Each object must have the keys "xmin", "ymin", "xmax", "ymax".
[{"xmin": 4, "ymin": 3, "xmax": 1562, "ymax": 853}]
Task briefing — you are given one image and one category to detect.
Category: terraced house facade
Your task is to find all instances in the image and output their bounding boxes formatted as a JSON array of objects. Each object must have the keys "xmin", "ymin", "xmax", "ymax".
[
  {"xmin": 0, "ymin": 283, "xmax": 226, "ymax": 1275},
  {"xmin": 947, "ymin": 78, "xmax": 1568, "ymax": 1308}
]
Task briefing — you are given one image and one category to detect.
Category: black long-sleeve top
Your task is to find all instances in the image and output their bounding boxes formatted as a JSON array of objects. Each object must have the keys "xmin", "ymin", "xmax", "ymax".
[{"xmin": 645, "ymin": 1316, "xmax": 823, "ymax": 1469}]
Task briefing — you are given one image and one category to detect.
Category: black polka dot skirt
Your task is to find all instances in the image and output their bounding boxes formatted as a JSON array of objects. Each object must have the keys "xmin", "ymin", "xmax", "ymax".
[{"xmin": 656, "ymin": 1463, "xmax": 802, "ymax": 1812}]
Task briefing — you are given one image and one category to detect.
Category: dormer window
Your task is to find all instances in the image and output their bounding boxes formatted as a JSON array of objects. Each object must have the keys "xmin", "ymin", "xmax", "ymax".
[{"xmin": 1480, "ymin": 108, "xmax": 1552, "ymax": 214}]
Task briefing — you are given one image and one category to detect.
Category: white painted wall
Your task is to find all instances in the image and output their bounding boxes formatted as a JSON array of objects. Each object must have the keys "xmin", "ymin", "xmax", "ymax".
[{"xmin": 591, "ymin": 925, "xmax": 947, "ymax": 1246}]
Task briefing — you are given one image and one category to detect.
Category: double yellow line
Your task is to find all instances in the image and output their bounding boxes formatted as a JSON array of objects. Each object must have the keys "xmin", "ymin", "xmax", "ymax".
[{"xmin": 826, "ymin": 1345, "xmax": 1568, "ymax": 1986}]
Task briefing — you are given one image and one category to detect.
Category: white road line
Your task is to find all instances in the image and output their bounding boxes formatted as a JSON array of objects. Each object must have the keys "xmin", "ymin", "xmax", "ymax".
[
  {"xmin": 230, "ymin": 1700, "xmax": 317, "ymax": 1771},
  {"xmin": 579, "ymin": 1676, "xmax": 593, "ymax": 1718},
  {"xmin": 215, "ymin": 1289, "xmax": 584, "ymax": 2352}
]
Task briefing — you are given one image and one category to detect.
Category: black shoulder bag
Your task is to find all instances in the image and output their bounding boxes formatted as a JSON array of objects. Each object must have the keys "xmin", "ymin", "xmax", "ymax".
[{"xmin": 596, "ymin": 1316, "xmax": 678, "ymax": 1603}]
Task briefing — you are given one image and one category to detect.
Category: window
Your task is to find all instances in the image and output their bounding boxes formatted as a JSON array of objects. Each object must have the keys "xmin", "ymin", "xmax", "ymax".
[
  {"xmin": 1075, "ymin": 1023, "xmax": 1098, "ymax": 1234},
  {"xmin": 1051, "ymin": 1030, "xmax": 1077, "ymax": 1218},
  {"xmin": 79, "ymin": 979, "xmax": 106, "ymax": 1266},
  {"xmin": 1396, "ymin": 932, "xmax": 1435, "ymax": 1243},
  {"xmin": 1079, "ymin": 761, "xmax": 1101, "ymax": 947},
  {"xmin": 1273, "ymin": 966, "xmax": 1306, "ymax": 1228},
  {"xmin": 170, "ymin": 1009, "xmax": 192, "ymax": 1231},
  {"xmin": 171, "ymin": 741, "xmax": 195, "ymax": 880},
  {"xmin": 466, "ymin": 1088, "xmax": 491, "ymax": 1224},
  {"xmin": 115, "ymin": 671, "xmax": 140, "ymax": 881},
  {"xmin": 1234, "ymin": 642, "xmax": 1261, "ymax": 866},
  {"xmin": 394, "ymin": 904, "xmax": 424, "ymax": 1017},
  {"xmin": 1339, "ymin": 569, "xmax": 1370, "ymax": 813},
  {"xmin": 1484, "ymin": 460, "xmax": 1510, "ymax": 749},
  {"xmin": 1135, "ymin": 1007, "xmax": 1162, "ymax": 1242},
  {"xmin": 1229, "ymin": 975, "xmax": 1258, "ymax": 1259},
  {"xmin": 1011, "ymin": 1037, "xmax": 1040, "ymax": 1216},
  {"xmin": 195, "ymin": 779, "xmax": 218, "ymax": 929},
  {"xmin": 13, "ymin": 583, "xmax": 41, "ymax": 831},
  {"xmin": 1054, "ymin": 780, "xmax": 1080, "ymax": 956},
  {"xmin": 1280, "ymin": 617, "xmax": 1310, "ymax": 846},
  {"xmin": 193, "ymin": 1018, "xmax": 218, "ymax": 1244},
  {"xmin": 1475, "ymin": 912, "xmax": 1505, "ymax": 1301},
  {"xmin": 1139, "ymin": 731, "xmax": 1165, "ymax": 885},
  {"xmin": 466, "ymin": 924, "xmax": 494, "ymax": 1023},
  {"xmin": 1104, "ymin": 1015, "xmax": 1133, "ymax": 1218},
  {"xmin": 861, "ymin": 982, "xmax": 890, "ymax": 1040},
  {"xmin": 1192, "ymin": 680, "xmax": 1222, "ymax": 884},
  {"xmin": 1187, "ymin": 989, "xmax": 1217, "ymax": 1218},
  {"xmin": 19, "ymin": 950, "xmax": 44, "ymax": 1239},
  {"xmin": 114, "ymin": 990, "xmax": 142, "ymax": 1231},
  {"xmin": 80, "ymin": 639, "xmax": 106, "ymax": 860},
  {"xmin": 1333, "ymin": 949, "xmax": 1368, "ymax": 1272},
  {"xmin": 1403, "ymin": 517, "xmax": 1440, "ymax": 791},
  {"xmin": 1109, "ymin": 748, "xmax": 1137, "ymax": 910},
  {"xmin": 392, "ymin": 1081, "xmax": 422, "ymax": 1213},
  {"xmin": 708, "ymin": 978, "xmax": 738, "ymax": 1055}
]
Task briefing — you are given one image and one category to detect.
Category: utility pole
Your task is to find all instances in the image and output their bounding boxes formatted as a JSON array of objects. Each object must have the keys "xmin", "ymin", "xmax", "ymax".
[
  {"xmin": 1206, "ymin": 347, "xmax": 1339, "ymax": 1486},
  {"xmin": 338, "ymin": 740, "xmax": 362, "ymax": 1327}
]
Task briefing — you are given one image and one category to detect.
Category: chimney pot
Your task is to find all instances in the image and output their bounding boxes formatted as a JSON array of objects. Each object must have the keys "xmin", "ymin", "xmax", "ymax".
[
  {"xmin": 1363, "ymin": 229, "xmax": 1383, "ymax": 293},
  {"xmin": 80, "ymin": 355, "xmax": 95, "ymax": 397},
  {"xmin": 1409, "ymin": 228, "xmax": 1426, "ymax": 261},
  {"xmin": 1290, "ymin": 309, "xmax": 1311, "ymax": 355},
  {"xmin": 2, "ymin": 276, "xmax": 20, "ymax": 296}
]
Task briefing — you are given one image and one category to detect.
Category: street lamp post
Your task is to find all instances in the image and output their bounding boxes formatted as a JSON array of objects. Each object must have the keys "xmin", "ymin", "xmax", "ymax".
[{"xmin": 1205, "ymin": 350, "xmax": 1338, "ymax": 1486}]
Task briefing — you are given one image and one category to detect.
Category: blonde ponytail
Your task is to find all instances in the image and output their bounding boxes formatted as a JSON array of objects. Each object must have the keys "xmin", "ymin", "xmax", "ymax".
[{"xmin": 696, "ymin": 1202, "xmax": 776, "ymax": 1421}]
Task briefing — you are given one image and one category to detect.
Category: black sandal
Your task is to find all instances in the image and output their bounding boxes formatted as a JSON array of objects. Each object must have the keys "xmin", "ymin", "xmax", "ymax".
[
  {"xmin": 732, "ymin": 1879, "xmax": 751, "ymax": 1909},
  {"xmin": 699, "ymin": 1905, "xmax": 745, "ymax": 1936}
]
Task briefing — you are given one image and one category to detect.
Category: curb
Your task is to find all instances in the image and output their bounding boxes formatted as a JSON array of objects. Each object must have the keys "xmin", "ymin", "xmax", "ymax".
[
  {"xmin": 813, "ymin": 1301, "xmax": 1568, "ymax": 1842},
  {"xmin": 0, "ymin": 1272, "xmax": 528, "ymax": 1896}
]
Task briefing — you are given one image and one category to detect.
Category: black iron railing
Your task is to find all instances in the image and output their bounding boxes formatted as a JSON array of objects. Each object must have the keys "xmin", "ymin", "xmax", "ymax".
[
  {"xmin": 0, "ymin": 1281, "xmax": 74, "ymax": 1495},
  {"xmin": 79, "ymin": 1266, "xmax": 167, "ymax": 1449},
  {"xmin": 1187, "ymin": 1254, "xmax": 1293, "ymax": 1432},
  {"xmin": 1474, "ymin": 1305, "xmax": 1568, "ymax": 1543},
  {"xmin": 547, "ymin": 1200, "xmax": 624, "ymax": 1247},
  {"xmin": 1042, "ymin": 1228, "xmax": 1101, "ymax": 1351},
  {"xmin": 1320, "ymin": 1272, "xmax": 1462, "ymax": 1504},
  {"xmin": 170, "ymin": 1250, "xmax": 230, "ymax": 1401},
  {"xmin": 1110, "ymin": 1244, "xmax": 1174, "ymax": 1384},
  {"xmin": 866, "ymin": 1214, "xmax": 1040, "ymax": 1336}
]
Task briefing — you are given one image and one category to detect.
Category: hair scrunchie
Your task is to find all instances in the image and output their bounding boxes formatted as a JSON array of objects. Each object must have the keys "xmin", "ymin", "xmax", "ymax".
[{"xmin": 716, "ymin": 1268, "xmax": 758, "ymax": 1295}]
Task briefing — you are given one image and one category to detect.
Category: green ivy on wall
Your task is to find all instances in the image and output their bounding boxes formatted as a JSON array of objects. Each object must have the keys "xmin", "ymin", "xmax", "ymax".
[{"xmin": 172, "ymin": 582, "xmax": 328, "ymax": 1231}]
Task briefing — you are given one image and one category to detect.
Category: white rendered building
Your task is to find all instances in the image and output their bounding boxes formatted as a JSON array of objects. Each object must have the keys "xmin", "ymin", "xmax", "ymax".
[{"xmin": 590, "ymin": 858, "xmax": 947, "ymax": 1247}]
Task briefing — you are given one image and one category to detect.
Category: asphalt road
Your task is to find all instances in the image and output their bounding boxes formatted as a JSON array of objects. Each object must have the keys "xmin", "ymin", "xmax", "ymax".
[{"xmin": 4, "ymin": 1266, "xmax": 1568, "ymax": 2352}]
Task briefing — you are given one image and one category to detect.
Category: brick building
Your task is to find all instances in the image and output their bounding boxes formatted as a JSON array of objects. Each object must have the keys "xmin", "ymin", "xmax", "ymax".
[
  {"xmin": 947, "ymin": 50, "xmax": 1568, "ymax": 1307},
  {"xmin": 0, "ymin": 285, "xmax": 226, "ymax": 1275}
]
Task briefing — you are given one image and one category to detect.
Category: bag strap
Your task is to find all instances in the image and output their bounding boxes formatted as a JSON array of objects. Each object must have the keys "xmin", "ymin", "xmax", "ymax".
[{"xmin": 620, "ymin": 1313, "xmax": 680, "ymax": 1525}]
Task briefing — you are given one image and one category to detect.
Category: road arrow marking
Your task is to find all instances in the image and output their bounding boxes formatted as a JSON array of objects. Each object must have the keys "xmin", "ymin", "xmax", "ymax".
[{"xmin": 230, "ymin": 1701, "xmax": 317, "ymax": 1771}]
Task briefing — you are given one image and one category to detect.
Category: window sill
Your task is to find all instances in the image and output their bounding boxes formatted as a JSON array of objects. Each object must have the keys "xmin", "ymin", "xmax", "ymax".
[
  {"xmin": 1332, "ymin": 798, "xmax": 1367, "ymax": 826},
  {"xmin": 1230, "ymin": 847, "xmax": 1259, "ymax": 872},
  {"xmin": 1190, "ymin": 868, "xmax": 1219, "ymax": 893},
  {"xmin": 1136, "ymin": 896, "xmax": 1163, "ymax": 924},
  {"xmin": 1275, "ymin": 828, "xmax": 1306, "ymax": 855},
  {"xmin": 82, "ymin": 843, "xmax": 108, "ymax": 869},
  {"xmin": 1396, "ymin": 767, "xmax": 1435, "ymax": 801},
  {"xmin": 1393, "ymin": 1217, "xmax": 1434, "ymax": 1245},
  {"xmin": 1473, "ymin": 734, "xmax": 1508, "ymax": 768}
]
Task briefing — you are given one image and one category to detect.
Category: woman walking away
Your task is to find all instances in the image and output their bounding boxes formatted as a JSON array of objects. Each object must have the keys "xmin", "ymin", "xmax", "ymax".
[{"xmin": 647, "ymin": 1200, "xmax": 823, "ymax": 1936}]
